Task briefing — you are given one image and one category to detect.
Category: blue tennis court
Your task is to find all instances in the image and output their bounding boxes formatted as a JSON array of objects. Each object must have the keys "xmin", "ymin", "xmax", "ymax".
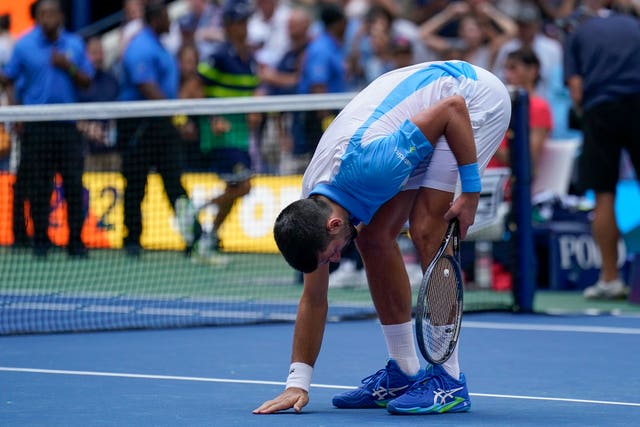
[{"xmin": 2, "ymin": 310, "xmax": 639, "ymax": 426}]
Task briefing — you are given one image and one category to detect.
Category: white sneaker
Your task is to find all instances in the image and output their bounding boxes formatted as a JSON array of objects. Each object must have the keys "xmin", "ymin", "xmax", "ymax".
[
  {"xmin": 329, "ymin": 260, "xmax": 367, "ymax": 289},
  {"xmin": 583, "ymin": 278, "xmax": 629, "ymax": 300},
  {"xmin": 191, "ymin": 232, "xmax": 230, "ymax": 266}
]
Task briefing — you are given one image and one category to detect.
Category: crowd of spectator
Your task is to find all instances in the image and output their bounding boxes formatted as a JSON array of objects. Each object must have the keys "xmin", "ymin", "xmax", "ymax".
[{"xmin": 0, "ymin": 0, "xmax": 639, "ymax": 263}]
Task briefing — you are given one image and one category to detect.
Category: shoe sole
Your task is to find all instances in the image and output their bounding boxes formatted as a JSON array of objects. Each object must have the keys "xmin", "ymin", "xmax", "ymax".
[
  {"xmin": 333, "ymin": 400, "xmax": 390, "ymax": 409},
  {"xmin": 388, "ymin": 400, "xmax": 471, "ymax": 415}
]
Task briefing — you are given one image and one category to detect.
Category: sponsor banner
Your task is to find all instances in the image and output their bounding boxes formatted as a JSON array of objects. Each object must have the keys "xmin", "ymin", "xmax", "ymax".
[
  {"xmin": 182, "ymin": 173, "xmax": 301, "ymax": 253},
  {"xmin": 0, "ymin": 172, "xmax": 302, "ymax": 253}
]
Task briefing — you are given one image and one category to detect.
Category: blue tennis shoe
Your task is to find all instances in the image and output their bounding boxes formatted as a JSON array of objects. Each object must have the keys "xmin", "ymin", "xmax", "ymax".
[
  {"xmin": 332, "ymin": 359, "xmax": 423, "ymax": 408},
  {"xmin": 386, "ymin": 363, "xmax": 471, "ymax": 414}
]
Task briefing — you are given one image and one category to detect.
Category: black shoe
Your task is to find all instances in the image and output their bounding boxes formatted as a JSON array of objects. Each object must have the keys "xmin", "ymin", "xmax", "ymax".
[
  {"xmin": 68, "ymin": 243, "xmax": 88, "ymax": 258},
  {"xmin": 125, "ymin": 243, "xmax": 142, "ymax": 258},
  {"xmin": 33, "ymin": 244, "xmax": 48, "ymax": 258},
  {"xmin": 12, "ymin": 236, "xmax": 31, "ymax": 249}
]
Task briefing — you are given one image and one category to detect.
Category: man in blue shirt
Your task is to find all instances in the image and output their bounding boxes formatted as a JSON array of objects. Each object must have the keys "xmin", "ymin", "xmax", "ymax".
[
  {"xmin": 118, "ymin": 0, "xmax": 198, "ymax": 257},
  {"xmin": 292, "ymin": 3, "xmax": 347, "ymax": 160},
  {"xmin": 564, "ymin": 1, "xmax": 640, "ymax": 300},
  {"xmin": 0, "ymin": 0, "xmax": 94, "ymax": 258}
]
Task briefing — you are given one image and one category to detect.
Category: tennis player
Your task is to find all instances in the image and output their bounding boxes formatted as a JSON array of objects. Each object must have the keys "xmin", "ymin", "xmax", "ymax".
[{"xmin": 253, "ymin": 60, "xmax": 511, "ymax": 415}]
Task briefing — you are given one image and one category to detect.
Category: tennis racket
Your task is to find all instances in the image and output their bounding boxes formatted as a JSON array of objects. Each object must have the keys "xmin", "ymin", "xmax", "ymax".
[{"xmin": 415, "ymin": 218, "xmax": 464, "ymax": 365}]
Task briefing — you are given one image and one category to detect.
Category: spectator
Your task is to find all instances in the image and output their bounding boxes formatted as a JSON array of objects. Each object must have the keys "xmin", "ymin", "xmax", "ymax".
[
  {"xmin": 248, "ymin": 0, "xmax": 292, "ymax": 68},
  {"xmin": 531, "ymin": 0, "xmax": 581, "ymax": 39},
  {"xmin": 419, "ymin": 1, "xmax": 517, "ymax": 70},
  {"xmin": 165, "ymin": 0, "xmax": 225, "ymax": 59},
  {"xmin": 175, "ymin": 43, "xmax": 203, "ymax": 171},
  {"xmin": 113, "ymin": 0, "xmax": 145, "ymax": 69},
  {"xmin": 493, "ymin": 1, "xmax": 572, "ymax": 139},
  {"xmin": 0, "ymin": 12, "xmax": 28, "ymax": 247},
  {"xmin": 346, "ymin": 5, "xmax": 396, "ymax": 88},
  {"xmin": 0, "ymin": 0, "xmax": 94, "ymax": 258},
  {"xmin": 257, "ymin": 6, "xmax": 313, "ymax": 174},
  {"xmin": 118, "ymin": 0, "xmax": 198, "ymax": 257},
  {"xmin": 77, "ymin": 36, "xmax": 120, "ymax": 172},
  {"xmin": 390, "ymin": 34, "xmax": 415, "ymax": 69},
  {"xmin": 0, "ymin": 13, "xmax": 14, "ymax": 171},
  {"xmin": 489, "ymin": 47, "xmax": 552, "ymax": 176},
  {"xmin": 192, "ymin": 0, "xmax": 259, "ymax": 262},
  {"xmin": 0, "ymin": 13, "xmax": 12, "ymax": 68},
  {"xmin": 564, "ymin": 0, "xmax": 640, "ymax": 300},
  {"xmin": 294, "ymin": 3, "xmax": 348, "ymax": 163}
]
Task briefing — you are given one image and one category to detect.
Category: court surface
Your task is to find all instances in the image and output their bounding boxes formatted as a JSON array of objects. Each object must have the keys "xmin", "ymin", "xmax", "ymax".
[{"xmin": 2, "ymin": 311, "xmax": 640, "ymax": 426}]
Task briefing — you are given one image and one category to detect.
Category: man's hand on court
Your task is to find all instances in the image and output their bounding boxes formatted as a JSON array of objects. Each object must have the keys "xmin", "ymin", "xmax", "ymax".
[
  {"xmin": 444, "ymin": 192, "xmax": 479, "ymax": 239},
  {"xmin": 252, "ymin": 387, "xmax": 309, "ymax": 414}
]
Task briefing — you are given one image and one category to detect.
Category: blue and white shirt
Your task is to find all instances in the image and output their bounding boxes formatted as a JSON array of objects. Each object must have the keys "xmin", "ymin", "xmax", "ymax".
[{"xmin": 303, "ymin": 60, "xmax": 511, "ymax": 225}]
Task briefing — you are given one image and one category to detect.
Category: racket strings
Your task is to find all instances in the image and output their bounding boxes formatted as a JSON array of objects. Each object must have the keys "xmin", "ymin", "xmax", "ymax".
[{"xmin": 421, "ymin": 256, "xmax": 461, "ymax": 362}]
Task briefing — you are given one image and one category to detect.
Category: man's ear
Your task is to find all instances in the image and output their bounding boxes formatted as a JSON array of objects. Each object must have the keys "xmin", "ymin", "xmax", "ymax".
[{"xmin": 326, "ymin": 217, "xmax": 343, "ymax": 235}]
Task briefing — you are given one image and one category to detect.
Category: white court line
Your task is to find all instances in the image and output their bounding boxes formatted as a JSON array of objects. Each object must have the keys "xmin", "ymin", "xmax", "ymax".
[
  {"xmin": 462, "ymin": 321, "xmax": 640, "ymax": 335},
  {"xmin": 1, "ymin": 366, "xmax": 639, "ymax": 408}
]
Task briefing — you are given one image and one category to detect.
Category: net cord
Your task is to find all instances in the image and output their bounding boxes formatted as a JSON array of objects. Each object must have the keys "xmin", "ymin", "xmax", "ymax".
[{"xmin": 0, "ymin": 93, "xmax": 357, "ymax": 122}]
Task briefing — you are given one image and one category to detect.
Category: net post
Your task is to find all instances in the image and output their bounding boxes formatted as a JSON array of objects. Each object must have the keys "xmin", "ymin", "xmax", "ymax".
[{"xmin": 508, "ymin": 88, "xmax": 535, "ymax": 313}]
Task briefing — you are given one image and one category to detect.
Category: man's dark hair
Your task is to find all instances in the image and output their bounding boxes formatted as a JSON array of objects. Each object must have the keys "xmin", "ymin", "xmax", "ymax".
[
  {"xmin": 319, "ymin": 3, "xmax": 345, "ymax": 29},
  {"xmin": 273, "ymin": 198, "xmax": 332, "ymax": 273},
  {"xmin": 33, "ymin": 0, "xmax": 62, "ymax": 16},
  {"xmin": 145, "ymin": 0, "xmax": 167, "ymax": 23},
  {"xmin": 506, "ymin": 47, "xmax": 542, "ymax": 85}
]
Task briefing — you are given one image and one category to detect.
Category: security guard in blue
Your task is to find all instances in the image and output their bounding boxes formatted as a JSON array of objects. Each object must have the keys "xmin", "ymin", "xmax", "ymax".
[
  {"xmin": 1, "ymin": 0, "xmax": 94, "ymax": 258},
  {"xmin": 117, "ymin": 0, "xmax": 197, "ymax": 257}
]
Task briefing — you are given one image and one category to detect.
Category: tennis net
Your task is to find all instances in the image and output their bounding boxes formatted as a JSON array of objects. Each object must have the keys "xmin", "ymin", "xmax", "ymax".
[{"xmin": 0, "ymin": 94, "xmax": 514, "ymax": 334}]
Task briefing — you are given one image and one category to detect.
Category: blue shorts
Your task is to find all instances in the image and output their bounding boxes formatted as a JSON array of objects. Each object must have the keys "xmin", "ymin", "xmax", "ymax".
[{"xmin": 205, "ymin": 148, "xmax": 252, "ymax": 184}]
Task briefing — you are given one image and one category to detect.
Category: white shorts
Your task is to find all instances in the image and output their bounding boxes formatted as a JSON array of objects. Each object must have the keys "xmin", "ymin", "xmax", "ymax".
[{"xmin": 404, "ymin": 66, "xmax": 512, "ymax": 193}]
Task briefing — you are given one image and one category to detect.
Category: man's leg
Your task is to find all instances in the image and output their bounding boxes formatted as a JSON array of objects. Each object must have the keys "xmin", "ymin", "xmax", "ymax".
[
  {"xmin": 61, "ymin": 124, "xmax": 86, "ymax": 256},
  {"xmin": 209, "ymin": 180, "xmax": 252, "ymax": 232},
  {"xmin": 385, "ymin": 186, "xmax": 471, "ymax": 415},
  {"xmin": 357, "ymin": 191, "xmax": 416, "ymax": 325},
  {"xmin": 332, "ymin": 191, "xmax": 422, "ymax": 409},
  {"xmin": 592, "ymin": 192, "xmax": 619, "ymax": 283},
  {"xmin": 409, "ymin": 187, "xmax": 458, "ymax": 377},
  {"xmin": 409, "ymin": 188, "xmax": 454, "ymax": 267}
]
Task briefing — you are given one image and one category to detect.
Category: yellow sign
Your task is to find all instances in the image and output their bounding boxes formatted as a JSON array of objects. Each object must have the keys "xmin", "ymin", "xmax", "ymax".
[
  {"xmin": 182, "ymin": 174, "xmax": 302, "ymax": 253},
  {"xmin": 80, "ymin": 172, "xmax": 302, "ymax": 252}
]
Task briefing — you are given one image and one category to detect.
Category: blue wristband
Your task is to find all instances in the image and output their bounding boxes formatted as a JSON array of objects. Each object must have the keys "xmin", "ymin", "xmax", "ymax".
[{"xmin": 458, "ymin": 163, "xmax": 481, "ymax": 193}]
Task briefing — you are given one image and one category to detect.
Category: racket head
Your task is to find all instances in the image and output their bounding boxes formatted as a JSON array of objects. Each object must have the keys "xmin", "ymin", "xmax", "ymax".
[{"xmin": 415, "ymin": 219, "xmax": 464, "ymax": 365}]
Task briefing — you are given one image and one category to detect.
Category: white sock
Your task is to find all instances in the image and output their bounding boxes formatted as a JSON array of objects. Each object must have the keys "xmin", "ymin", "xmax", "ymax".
[
  {"xmin": 441, "ymin": 340, "xmax": 460, "ymax": 380},
  {"xmin": 381, "ymin": 321, "xmax": 421, "ymax": 376}
]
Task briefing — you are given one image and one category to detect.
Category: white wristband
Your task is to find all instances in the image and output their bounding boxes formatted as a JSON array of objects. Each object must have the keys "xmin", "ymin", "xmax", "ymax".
[{"xmin": 285, "ymin": 362, "xmax": 313, "ymax": 392}]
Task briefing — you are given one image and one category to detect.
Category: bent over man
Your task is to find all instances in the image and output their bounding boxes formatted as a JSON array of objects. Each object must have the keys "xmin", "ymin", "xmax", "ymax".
[{"xmin": 254, "ymin": 60, "xmax": 511, "ymax": 415}]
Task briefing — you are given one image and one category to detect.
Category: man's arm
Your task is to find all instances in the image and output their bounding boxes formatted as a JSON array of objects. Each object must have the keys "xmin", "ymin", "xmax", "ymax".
[
  {"xmin": 137, "ymin": 82, "xmax": 167, "ymax": 100},
  {"xmin": 50, "ymin": 50, "xmax": 92, "ymax": 89},
  {"xmin": 410, "ymin": 95, "xmax": 480, "ymax": 238},
  {"xmin": 253, "ymin": 265, "xmax": 330, "ymax": 414}
]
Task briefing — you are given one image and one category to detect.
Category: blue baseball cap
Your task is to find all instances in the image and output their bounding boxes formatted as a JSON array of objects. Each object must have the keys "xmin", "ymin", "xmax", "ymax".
[{"xmin": 222, "ymin": 0, "xmax": 253, "ymax": 23}]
